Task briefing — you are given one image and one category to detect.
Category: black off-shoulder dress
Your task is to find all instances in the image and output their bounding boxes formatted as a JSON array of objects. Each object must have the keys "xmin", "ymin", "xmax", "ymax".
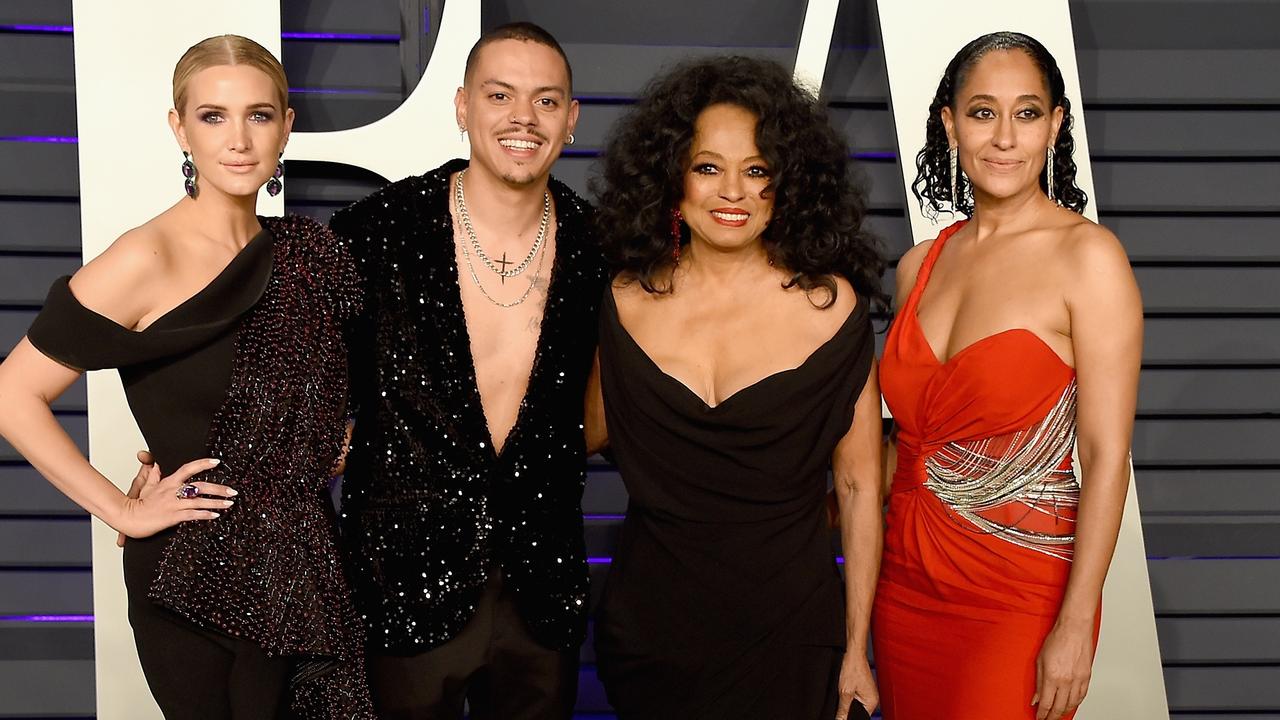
[
  {"xmin": 26, "ymin": 217, "xmax": 373, "ymax": 720},
  {"xmin": 593, "ymin": 289, "xmax": 875, "ymax": 720}
]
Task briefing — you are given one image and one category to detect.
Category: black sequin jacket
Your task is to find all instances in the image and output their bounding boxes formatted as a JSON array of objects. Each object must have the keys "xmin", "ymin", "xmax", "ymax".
[{"xmin": 330, "ymin": 159, "xmax": 608, "ymax": 653}]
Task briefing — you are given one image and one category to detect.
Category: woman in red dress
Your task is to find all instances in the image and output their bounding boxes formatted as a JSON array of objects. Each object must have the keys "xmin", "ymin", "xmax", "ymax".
[{"xmin": 873, "ymin": 32, "xmax": 1142, "ymax": 720}]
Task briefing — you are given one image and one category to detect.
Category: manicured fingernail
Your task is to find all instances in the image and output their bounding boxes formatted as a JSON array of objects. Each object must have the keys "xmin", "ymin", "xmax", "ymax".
[
  {"xmin": 223, "ymin": 500, "xmax": 235, "ymax": 507},
  {"xmin": 209, "ymin": 459, "xmax": 221, "ymax": 466},
  {"xmin": 226, "ymin": 488, "xmax": 238, "ymax": 496}
]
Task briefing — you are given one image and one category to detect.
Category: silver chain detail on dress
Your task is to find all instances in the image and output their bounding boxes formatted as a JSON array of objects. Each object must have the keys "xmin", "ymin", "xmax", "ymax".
[
  {"xmin": 455, "ymin": 168, "xmax": 549, "ymax": 278},
  {"xmin": 924, "ymin": 380, "xmax": 1080, "ymax": 560}
]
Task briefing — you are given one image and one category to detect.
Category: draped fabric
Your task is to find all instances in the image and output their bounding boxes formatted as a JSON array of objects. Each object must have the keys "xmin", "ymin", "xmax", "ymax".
[{"xmin": 873, "ymin": 221, "xmax": 1094, "ymax": 720}]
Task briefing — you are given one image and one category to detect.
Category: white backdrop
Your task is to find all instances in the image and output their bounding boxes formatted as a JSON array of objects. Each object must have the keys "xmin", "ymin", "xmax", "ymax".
[{"xmin": 873, "ymin": 1, "xmax": 1169, "ymax": 717}]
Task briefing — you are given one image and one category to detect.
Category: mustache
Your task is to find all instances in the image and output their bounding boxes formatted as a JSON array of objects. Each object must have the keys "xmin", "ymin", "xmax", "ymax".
[{"xmin": 497, "ymin": 127, "xmax": 549, "ymax": 142}]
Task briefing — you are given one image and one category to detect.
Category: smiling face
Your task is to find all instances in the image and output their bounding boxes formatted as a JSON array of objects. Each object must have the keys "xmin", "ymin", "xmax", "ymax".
[
  {"xmin": 942, "ymin": 49, "xmax": 1063, "ymax": 204},
  {"xmin": 678, "ymin": 103, "xmax": 774, "ymax": 253},
  {"xmin": 169, "ymin": 64, "xmax": 293, "ymax": 200},
  {"xmin": 455, "ymin": 38, "xmax": 578, "ymax": 188}
]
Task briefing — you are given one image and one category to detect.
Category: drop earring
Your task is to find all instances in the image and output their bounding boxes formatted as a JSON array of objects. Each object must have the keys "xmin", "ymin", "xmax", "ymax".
[
  {"xmin": 266, "ymin": 153, "xmax": 284, "ymax": 197},
  {"xmin": 948, "ymin": 145, "xmax": 959, "ymax": 207},
  {"xmin": 670, "ymin": 208, "xmax": 683, "ymax": 264},
  {"xmin": 182, "ymin": 151, "xmax": 197, "ymax": 198},
  {"xmin": 1045, "ymin": 147, "xmax": 1055, "ymax": 202}
]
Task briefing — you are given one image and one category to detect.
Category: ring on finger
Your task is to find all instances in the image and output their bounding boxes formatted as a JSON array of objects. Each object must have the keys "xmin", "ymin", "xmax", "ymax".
[{"xmin": 176, "ymin": 483, "xmax": 200, "ymax": 500}]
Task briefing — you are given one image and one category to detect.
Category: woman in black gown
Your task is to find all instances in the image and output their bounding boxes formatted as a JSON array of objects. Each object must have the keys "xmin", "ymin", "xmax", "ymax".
[
  {"xmin": 587, "ymin": 56, "xmax": 886, "ymax": 720},
  {"xmin": 0, "ymin": 36, "xmax": 372, "ymax": 719}
]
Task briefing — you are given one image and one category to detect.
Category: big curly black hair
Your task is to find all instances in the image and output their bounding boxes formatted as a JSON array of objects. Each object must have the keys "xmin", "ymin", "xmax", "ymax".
[
  {"xmin": 591, "ymin": 55, "xmax": 886, "ymax": 309},
  {"xmin": 912, "ymin": 31, "xmax": 1088, "ymax": 218}
]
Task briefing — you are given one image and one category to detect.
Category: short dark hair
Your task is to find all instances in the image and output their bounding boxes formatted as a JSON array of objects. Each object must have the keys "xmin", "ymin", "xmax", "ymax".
[
  {"xmin": 592, "ymin": 55, "xmax": 886, "ymax": 309},
  {"xmin": 464, "ymin": 22, "xmax": 573, "ymax": 92}
]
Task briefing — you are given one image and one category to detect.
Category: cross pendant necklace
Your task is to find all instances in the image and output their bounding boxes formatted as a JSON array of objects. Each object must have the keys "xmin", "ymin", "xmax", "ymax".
[{"xmin": 495, "ymin": 252, "xmax": 514, "ymax": 284}]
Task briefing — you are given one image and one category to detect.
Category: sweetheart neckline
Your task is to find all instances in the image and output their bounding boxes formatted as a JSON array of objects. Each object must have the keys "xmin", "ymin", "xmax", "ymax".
[{"xmin": 606, "ymin": 289, "xmax": 866, "ymax": 411}]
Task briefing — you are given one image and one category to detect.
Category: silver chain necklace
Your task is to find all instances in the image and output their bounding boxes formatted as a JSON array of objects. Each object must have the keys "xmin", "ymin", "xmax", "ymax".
[
  {"xmin": 455, "ymin": 168, "xmax": 550, "ymax": 279},
  {"xmin": 453, "ymin": 171, "xmax": 550, "ymax": 308}
]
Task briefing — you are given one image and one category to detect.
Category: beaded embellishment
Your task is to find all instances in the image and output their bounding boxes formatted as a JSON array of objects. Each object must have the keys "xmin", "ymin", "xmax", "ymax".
[
  {"xmin": 148, "ymin": 216, "xmax": 374, "ymax": 718},
  {"xmin": 924, "ymin": 381, "xmax": 1080, "ymax": 560}
]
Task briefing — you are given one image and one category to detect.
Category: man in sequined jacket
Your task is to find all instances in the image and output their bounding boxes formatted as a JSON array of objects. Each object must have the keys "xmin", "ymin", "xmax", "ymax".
[{"xmin": 328, "ymin": 22, "xmax": 607, "ymax": 720}]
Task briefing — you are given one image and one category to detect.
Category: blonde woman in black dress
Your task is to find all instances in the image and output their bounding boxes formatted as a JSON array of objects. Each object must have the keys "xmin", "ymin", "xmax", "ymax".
[{"xmin": 0, "ymin": 36, "xmax": 372, "ymax": 719}]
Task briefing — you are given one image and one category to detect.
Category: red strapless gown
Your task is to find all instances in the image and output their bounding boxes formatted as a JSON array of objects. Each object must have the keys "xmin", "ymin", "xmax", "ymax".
[{"xmin": 873, "ymin": 221, "xmax": 1095, "ymax": 719}]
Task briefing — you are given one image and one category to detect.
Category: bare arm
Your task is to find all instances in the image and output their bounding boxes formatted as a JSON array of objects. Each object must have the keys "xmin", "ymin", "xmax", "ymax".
[
  {"xmin": 831, "ymin": 356, "xmax": 884, "ymax": 719},
  {"xmin": 1035, "ymin": 226, "xmax": 1143, "ymax": 720},
  {"xmin": 584, "ymin": 350, "xmax": 608, "ymax": 455},
  {"xmin": 0, "ymin": 233, "xmax": 232, "ymax": 538}
]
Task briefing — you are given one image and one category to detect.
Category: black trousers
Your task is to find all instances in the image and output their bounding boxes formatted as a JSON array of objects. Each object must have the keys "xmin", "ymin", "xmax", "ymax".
[
  {"xmin": 125, "ymin": 537, "xmax": 292, "ymax": 720},
  {"xmin": 367, "ymin": 571, "xmax": 580, "ymax": 720}
]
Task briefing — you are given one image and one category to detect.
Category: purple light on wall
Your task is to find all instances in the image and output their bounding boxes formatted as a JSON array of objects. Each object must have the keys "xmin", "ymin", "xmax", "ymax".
[
  {"xmin": 855, "ymin": 151, "xmax": 897, "ymax": 160},
  {"xmin": 584, "ymin": 514, "xmax": 626, "ymax": 521},
  {"xmin": 587, "ymin": 557, "xmax": 613, "ymax": 564},
  {"xmin": 282, "ymin": 32, "xmax": 399, "ymax": 42},
  {"xmin": 0, "ymin": 614, "xmax": 94, "ymax": 622},
  {"xmin": 0, "ymin": 135, "xmax": 77, "ymax": 144},
  {"xmin": 0, "ymin": 24, "xmax": 73, "ymax": 34},
  {"xmin": 289, "ymin": 87, "xmax": 385, "ymax": 95}
]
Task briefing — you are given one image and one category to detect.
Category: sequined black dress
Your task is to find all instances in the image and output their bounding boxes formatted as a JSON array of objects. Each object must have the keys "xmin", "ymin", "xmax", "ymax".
[
  {"xmin": 331, "ymin": 159, "xmax": 608, "ymax": 654},
  {"xmin": 26, "ymin": 217, "xmax": 374, "ymax": 719},
  {"xmin": 593, "ymin": 290, "xmax": 874, "ymax": 720}
]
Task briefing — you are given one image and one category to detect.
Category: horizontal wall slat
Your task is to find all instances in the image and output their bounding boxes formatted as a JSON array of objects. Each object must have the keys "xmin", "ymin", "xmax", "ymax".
[
  {"xmin": 1138, "ymin": 368, "xmax": 1280, "ymax": 414},
  {"xmin": 1078, "ymin": 49, "xmax": 1280, "ymax": 104},
  {"xmin": 1143, "ymin": 318, "xmax": 1280, "ymax": 366},
  {"xmin": 0, "ymin": 466, "xmax": 82, "ymax": 515},
  {"xmin": 0, "ymin": 141, "xmax": 77, "ymax": 197},
  {"xmin": 1093, "ymin": 161, "xmax": 1280, "ymax": 213},
  {"xmin": 1133, "ymin": 418, "xmax": 1280, "ymax": 466},
  {"xmin": 1084, "ymin": 109, "xmax": 1280, "ymax": 157},
  {"xmin": 1143, "ymin": 515, "xmax": 1280, "ymax": 558},
  {"xmin": 1136, "ymin": 469, "xmax": 1280, "ymax": 514},
  {"xmin": 1164, "ymin": 666, "xmax": 1280, "ymax": 712},
  {"xmin": 1149, "ymin": 559, "xmax": 1280, "ymax": 615},
  {"xmin": 1157, "ymin": 617, "xmax": 1280, "ymax": 665},
  {"xmin": 0, "ymin": 1, "xmax": 71, "ymax": 25},
  {"xmin": 0, "ymin": 84, "xmax": 76, "ymax": 137},
  {"xmin": 0, "ymin": 199, "xmax": 80, "ymax": 252},
  {"xmin": 281, "ymin": 40, "xmax": 401, "ymax": 92},
  {"xmin": 281, "ymin": 0, "xmax": 400, "ymax": 35},
  {"xmin": 0, "ymin": 519, "xmax": 88, "ymax": 567},
  {"xmin": 0, "ymin": 570, "xmax": 90, "ymax": 614},
  {"xmin": 1134, "ymin": 267, "xmax": 1280, "ymax": 315},
  {"xmin": 0, "ymin": 659, "xmax": 93, "ymax": 716},
  {"xmin": 1107, "ymin": 216, "xmax": 1280, "ymax": 263},
  {"xmin": 0, "ymin": 34, "xmax": 73, "ymax": 85},
  {"xmin": 0, "ymin": 255, "xmax": 80, "ymax": 305},
  {"xmin": 568, "ymin": 44, "xmax": 798, "ymax": 99},
  {"xmin": 0, "ymin": 622, "xmax": 92, "ymax": 661}
]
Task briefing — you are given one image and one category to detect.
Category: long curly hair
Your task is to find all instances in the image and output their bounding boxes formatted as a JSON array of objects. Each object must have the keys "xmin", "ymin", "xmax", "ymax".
[
  {"xmin": 912, "ymin": 31, "xmax": 1088, "ymax": 218},
  {"xmin": 592, "ymin": 55, "xmax": 886, "ymax": 309}
]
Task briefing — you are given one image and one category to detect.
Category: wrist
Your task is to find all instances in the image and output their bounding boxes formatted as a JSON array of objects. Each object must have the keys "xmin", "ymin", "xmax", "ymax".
[{"xmin": 1054, "ymin": 609, "xmax": 1097, "ymax": 631}]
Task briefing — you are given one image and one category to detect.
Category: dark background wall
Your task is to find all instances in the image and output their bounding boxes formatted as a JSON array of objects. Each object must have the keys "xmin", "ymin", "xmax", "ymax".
[{"xmin": 1, "ymin": 0, "xmax": 1278, "ymax": 716}]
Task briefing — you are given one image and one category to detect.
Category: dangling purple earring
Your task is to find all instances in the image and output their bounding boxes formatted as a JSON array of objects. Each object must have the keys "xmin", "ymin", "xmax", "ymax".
[
  {"xmin": 181, "ymin": 152, "xmax": 197, "ymax": 198},
  {"xmin": 266, "ymin": 154, "xmax": 284, "ymax": 197},
  {"xmin": 670, "ymin": 208, "xmax": 683, "ymax": 264}
]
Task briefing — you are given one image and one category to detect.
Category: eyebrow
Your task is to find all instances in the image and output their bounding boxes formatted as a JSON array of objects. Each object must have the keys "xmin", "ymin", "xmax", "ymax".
[
  {"xmin": 967, "ymin": 93, "xmax": 1045, "ymax": 104},
  {"xmin": 480, "ymin": 79, "xmax": 567, "ymax": 97},
  {"xmin": 691, "ymin": 150, "xmax": 768, "ymax": 164},
  {"xmin": 193, "ymin": 102, "xmax": 278, "ymax": 112}
]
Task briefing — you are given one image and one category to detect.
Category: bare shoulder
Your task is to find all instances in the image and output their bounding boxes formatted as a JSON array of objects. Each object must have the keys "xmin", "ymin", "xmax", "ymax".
[
  {"xmin": 827, "ymin": 274, "xmax": 859, "ymax": 316},
  {"xmin": 1058, "ymin": 218, "xmax": 1131, "ymax": 276},
  {"xmin": 67, "ymin": 219, "xmax": 171, "ymax": 328},
  {"xmin": 893, "ymin": 239, "xmax": 934, "ymax": 308}
]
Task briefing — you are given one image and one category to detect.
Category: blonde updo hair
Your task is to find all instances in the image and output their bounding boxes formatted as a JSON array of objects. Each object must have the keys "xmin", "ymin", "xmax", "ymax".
[{"xmin": 172, "ymin": 34, "xmax": 289, "ymax": 115}]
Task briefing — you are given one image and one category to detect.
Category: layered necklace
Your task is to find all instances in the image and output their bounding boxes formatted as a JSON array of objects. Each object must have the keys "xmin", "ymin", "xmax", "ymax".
[{"xmin": 454, "ymin": 168, "xmax": 551, "ymax": 308}]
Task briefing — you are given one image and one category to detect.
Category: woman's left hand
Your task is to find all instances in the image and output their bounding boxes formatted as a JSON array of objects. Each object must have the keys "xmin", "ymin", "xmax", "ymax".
[
  {"xmin": 835, "ymin": 650, "xmax": 877, "ymax": 720},
  {"xmin": 1033, "ymin": 620, "xmax": 1095, "ymax": 720}
]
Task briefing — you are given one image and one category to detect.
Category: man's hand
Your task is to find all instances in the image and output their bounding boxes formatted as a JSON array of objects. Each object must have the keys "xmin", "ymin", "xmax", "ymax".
[{"xmin": 116, "ymin": 450, "xmax": 154, "ymax": 548}]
